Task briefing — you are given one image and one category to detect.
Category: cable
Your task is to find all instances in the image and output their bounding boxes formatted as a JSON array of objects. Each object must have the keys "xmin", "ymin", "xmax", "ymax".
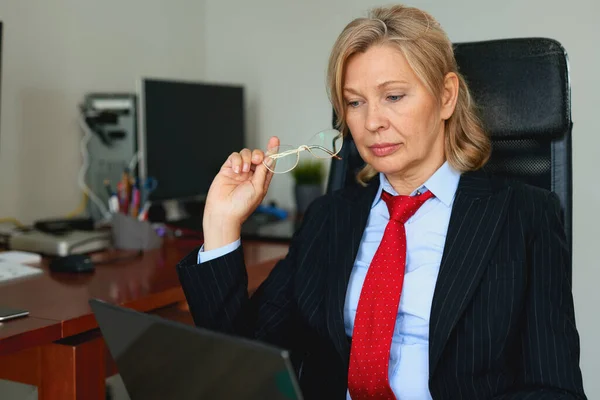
[
  {"xmin": 65, "ymin": 192, "xmax": 88, "ymax": 218},
  {"xmin": 76, "ymin": 112, "xmax": 111, "ymax": 221},
  {"xmin": 128, "ymin": 151, "xmax": 141, "ymax": 172},
  {"xmin": 0, "ymin": 218, "xmax": 25, "ymax": 228}
]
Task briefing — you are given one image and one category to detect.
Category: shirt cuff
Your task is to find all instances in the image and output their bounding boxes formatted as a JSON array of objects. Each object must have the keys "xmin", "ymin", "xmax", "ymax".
[{"xmin": 197, "ymin": 239, "xmax": 241, "ymax": 264}]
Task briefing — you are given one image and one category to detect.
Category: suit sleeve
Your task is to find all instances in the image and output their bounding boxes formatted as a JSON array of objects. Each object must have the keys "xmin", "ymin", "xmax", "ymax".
[
  {"xmin": 494, "ymin": 192, "xmax": 586, "ymax": 399},
  {"xmin": 176, "ymin": 197, "xmax": 328, "ymax": 349}
]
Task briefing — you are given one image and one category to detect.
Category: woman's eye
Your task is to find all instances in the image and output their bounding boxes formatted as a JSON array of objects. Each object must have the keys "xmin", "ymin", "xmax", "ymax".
[
  {"xmin": 387, "ymin": 95, "xmax": 405, "ymax": 102},
  {"xmin": 347, "ymin": 101, "xmax": 361, "ymax": 108}
]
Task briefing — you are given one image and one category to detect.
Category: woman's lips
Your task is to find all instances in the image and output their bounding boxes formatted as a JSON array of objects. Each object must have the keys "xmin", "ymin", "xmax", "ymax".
[{"xmin": 369, "ymin": 143, "xmax": 401, "ymax": 157}]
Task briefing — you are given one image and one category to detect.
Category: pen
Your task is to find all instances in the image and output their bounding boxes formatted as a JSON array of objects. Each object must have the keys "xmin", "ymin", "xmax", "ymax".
[
  {"xmin": 116, "ymin": 181, "xmax": 124, "ymax": 213},
  {"xmin": 119, "ymin": 169, "xmax": 131, "ymax": 214},
  {"xmin": 130, "ymin": 183, "xmax": 141, "ymax": 218}
]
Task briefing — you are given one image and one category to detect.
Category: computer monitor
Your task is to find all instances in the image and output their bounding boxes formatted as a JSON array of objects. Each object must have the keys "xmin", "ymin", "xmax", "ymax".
[{"xmin": 138, "ymin": 78, "xmax": 245, "ymax": 201}]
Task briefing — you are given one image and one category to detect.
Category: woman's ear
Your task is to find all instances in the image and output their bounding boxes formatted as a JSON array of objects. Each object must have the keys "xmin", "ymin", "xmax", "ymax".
[{"xmin": 440, "ymin": 72, "xmax": 459, "ymax": 120}]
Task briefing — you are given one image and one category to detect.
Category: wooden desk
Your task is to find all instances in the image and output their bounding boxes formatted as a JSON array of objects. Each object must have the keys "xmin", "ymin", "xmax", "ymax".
[{"xmin": 0, "ymin": 239, "xmax": 288, "ymax": 399}]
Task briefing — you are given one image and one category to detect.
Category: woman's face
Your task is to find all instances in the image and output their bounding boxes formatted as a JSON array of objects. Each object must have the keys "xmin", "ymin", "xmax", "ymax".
[{"xmin": 343, "ymin": 44, "xmax": 457, "ymax": 183}]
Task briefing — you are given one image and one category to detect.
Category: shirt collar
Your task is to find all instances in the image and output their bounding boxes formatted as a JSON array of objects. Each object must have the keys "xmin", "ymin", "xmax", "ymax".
[{"xmin": 372, "ymin": 161, "xmax": 461, "ymax": 209}]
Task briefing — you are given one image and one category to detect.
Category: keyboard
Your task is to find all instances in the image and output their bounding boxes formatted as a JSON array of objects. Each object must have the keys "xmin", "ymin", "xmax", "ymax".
[{"xmin": 0, "ymin": 261, "xmax": 43, "ymax": 284}]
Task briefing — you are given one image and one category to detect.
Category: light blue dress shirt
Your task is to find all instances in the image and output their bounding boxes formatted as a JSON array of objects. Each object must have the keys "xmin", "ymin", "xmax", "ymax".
[
  {"xmin": 197, "ymin": 162, "xmax": 461, "ymax": 399},
  {"xmin": 198, "ymin": 239, "xmax": 241, "ymax": 263}
]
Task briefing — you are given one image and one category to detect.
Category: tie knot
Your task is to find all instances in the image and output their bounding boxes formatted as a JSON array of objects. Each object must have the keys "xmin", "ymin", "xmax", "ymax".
[{"xmin": 382, "ymin": 189, "xmax": 434, "ymax": 224}]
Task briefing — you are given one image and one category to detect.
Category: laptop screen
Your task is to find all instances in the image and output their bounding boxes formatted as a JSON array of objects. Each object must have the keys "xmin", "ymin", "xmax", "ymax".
[{"xmin": 90, "ymin": 299, "xmax": 302, "ymax": 400}]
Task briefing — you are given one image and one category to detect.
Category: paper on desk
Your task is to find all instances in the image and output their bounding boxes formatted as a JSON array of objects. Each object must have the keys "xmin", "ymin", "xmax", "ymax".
[
  {"xmin": 0, "ymin": 251, "xmax": 42, "ymax": 265},
  {"xmin": 0, "ymin": 261, "xmax": 43, "ymax": 282}
]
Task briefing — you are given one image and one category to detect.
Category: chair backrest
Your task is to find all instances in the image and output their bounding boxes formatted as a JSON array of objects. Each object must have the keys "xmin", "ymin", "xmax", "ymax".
[{"xmin": 326, "ymin": 38, "xmax": 572, "ymax": 254}]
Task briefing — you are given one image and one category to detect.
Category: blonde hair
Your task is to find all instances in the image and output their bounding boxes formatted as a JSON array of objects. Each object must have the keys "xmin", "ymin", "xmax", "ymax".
[{"xmin": 327, "ymin": 5, "xmax": 490, "ymax": 185}]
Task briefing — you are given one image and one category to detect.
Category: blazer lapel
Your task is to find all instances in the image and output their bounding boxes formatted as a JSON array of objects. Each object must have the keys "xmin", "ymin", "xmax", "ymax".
[
  {"xmin": 429, "ymin": 170, "xmax": 512, "ymax": 377},
  {"xmin": 325, "ymin": 180, "xmax": 379, "ymax": 368}
]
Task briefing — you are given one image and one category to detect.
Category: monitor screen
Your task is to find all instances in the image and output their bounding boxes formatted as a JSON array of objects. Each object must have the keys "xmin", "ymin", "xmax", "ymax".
[{"xmin": 140, "ymin": 78, "xmax": 245, "ymax": 201}]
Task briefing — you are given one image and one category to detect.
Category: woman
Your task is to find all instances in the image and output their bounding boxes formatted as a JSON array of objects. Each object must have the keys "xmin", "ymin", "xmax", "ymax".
[{"xmin": 177, "ymin": 5, "xmax": 586, "ymax": 399}]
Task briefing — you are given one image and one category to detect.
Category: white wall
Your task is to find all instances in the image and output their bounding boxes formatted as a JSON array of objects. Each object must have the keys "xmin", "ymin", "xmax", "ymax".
[
  {"xmin": 0, "ymin": 0, "xmax": 205, "ymax": 222},
  {"xmin": 203, "ymin": 0, "xmax": 599, "ymax": 396}
]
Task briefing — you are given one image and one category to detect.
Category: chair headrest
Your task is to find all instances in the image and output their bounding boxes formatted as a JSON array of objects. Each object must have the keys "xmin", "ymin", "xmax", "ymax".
[{"xmin": 453, "ymin": 38, "xmax": 570, "ymax": 140}]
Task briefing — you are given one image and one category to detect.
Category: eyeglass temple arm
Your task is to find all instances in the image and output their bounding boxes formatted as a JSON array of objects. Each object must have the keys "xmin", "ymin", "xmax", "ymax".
[
  {"xmin": 266, "ymin": 143, "xmax": 343, "ymax": 160},
  {"xmin": 305, "ymin": 145, "xmax": 342, "ymax": 160}
]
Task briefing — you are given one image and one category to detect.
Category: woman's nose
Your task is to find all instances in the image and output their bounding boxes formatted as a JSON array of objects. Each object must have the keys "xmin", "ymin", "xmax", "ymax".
[{"xmin": 364, "ymin": 103, "xmax": 388, "ymax": 132}]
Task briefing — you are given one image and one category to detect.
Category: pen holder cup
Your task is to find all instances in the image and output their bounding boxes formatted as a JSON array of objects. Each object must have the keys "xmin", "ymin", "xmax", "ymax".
[{"xmin": 111, "ymin": 213, "xmax": 163, "ymax": 250}]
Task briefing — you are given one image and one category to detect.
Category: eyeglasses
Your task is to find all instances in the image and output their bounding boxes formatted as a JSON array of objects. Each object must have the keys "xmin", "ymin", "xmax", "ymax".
[{"xmin": 263, "ymin": 129, "xmax": 343, "ymax": 174}]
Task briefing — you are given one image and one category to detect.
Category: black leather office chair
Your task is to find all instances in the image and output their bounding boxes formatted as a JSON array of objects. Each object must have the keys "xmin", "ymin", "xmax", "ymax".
[{"xmin": 326, "ymin": 38, "xmax": 572, "ymax": 255}]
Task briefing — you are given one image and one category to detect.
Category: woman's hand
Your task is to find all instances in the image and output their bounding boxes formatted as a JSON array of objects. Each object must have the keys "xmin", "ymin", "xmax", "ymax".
[{"xmin": 202, "ymin": 137, "xmax": 279, "ymax": 250}]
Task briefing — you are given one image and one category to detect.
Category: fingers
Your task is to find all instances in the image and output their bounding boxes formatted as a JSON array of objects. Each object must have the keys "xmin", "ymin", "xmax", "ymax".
[
  {"xmin": 239, "ymin": 148, "xmax": 252, "ymax": 173},
  {"xmin": 263, "ymin": 165, "xmax": 275, "ymax": 192},
  {"xmin": 251, "ymin": 149, "xmax": 263, "ymax": 165},
  {"xmin": 226, "ymin": 137, "xmax": 280, "ymax": 176},
  {"xmin": 262, "ymin": 137, "xmax": 279, "ymax": 190},
  {"xmin": 266, "ymin": 136, "xmax": 280, "ymax": 153},
  {"xmin": 226, "ymin": 148, "xmax": 253, "ymax": 174},
  {"xmin": 225, "ymin": 152, "xmax": 241, "ymax": 173},
  {"xmin": 251, "ymin": 136, "xmax": 279, "ymax": 190}
]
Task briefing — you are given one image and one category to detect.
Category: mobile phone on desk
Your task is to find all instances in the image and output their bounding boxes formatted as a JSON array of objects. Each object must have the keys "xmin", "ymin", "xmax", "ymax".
[{"xmin": 0, "ymin": 307, "xmax": 29, "ymax": 321}]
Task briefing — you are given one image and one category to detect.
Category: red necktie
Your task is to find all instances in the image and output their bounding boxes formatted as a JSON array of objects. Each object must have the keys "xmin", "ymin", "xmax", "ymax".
[{"xmin": 348, "ymin": 189, "xmax": 434, "ymax": 400}]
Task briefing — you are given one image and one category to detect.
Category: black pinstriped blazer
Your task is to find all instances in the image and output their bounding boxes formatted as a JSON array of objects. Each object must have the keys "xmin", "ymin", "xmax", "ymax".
[{"xmin": 177, "ymin": 169, "xmax": 586, "ymax": 399}]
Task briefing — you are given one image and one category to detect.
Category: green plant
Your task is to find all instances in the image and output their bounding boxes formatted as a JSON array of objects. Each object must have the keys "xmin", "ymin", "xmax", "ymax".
[{"xmin": 291, "ymin": 160, "xmax": 324, "ymax": 185}]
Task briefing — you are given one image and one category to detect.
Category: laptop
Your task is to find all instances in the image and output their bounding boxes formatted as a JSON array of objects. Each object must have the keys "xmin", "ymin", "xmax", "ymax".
[{"xmin": 89, "ymin": 299, "xmax": 303, "ymax": 400}]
